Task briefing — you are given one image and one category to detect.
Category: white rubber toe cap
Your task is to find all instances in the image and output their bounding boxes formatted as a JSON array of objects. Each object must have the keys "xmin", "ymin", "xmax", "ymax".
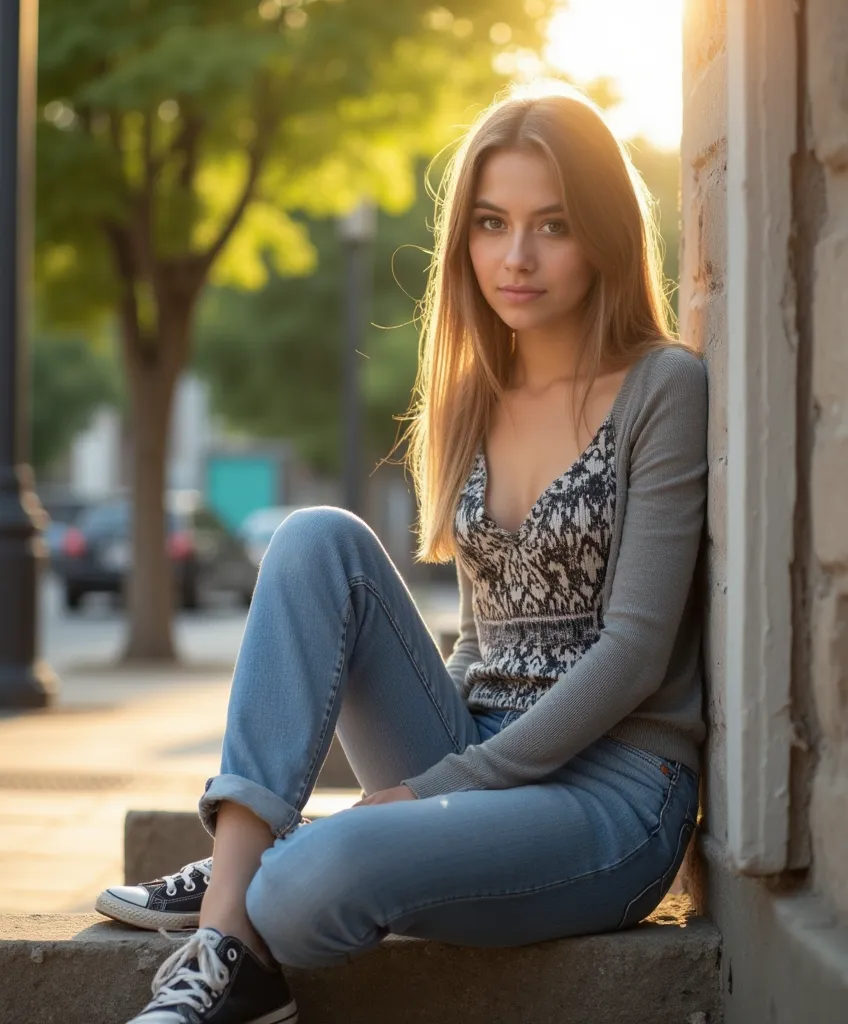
[
  {"xmin": 127, "ymin": 1012, "xmax": 182, "ymax": 1023},
  {"xmin": 104, "ymin": 885, "xmax": 151, "ymax": 908}
]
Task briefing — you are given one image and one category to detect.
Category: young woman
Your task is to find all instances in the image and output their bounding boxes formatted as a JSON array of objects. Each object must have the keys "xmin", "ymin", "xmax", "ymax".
[{"xmin": 107, "ymin": 82, "xmax": 708, "ymax": 1024}]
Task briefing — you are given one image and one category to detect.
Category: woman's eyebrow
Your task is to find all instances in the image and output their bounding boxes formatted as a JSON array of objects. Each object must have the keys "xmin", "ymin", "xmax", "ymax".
[{"xmin": 473, "ymin": 200, "xmax": 565, "ymax": 215}]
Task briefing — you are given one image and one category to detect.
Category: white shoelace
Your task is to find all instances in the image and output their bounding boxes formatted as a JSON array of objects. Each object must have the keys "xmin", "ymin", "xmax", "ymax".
[
  {"xmin": 147, "ymin": 928, "xmax": 229, "ymax": 1014},
  {"xmin": 162, "ymin": 857, "xmax": 213, "ymax": 897}
]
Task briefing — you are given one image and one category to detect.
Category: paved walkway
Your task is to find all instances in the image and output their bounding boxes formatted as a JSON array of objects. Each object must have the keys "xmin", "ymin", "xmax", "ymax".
[
  {"xmin": 1, "ymin": 585, "xmax": 459, "ymax": 915},
  {"xmin": 0, "ymin": 667, "xmax": 363, "ymax": 914}
]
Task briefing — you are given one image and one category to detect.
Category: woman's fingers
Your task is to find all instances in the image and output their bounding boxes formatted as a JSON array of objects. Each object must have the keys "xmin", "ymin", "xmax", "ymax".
[{"xmin": 351, "ymin": 785, "xmax": 417, "ymax": 807}]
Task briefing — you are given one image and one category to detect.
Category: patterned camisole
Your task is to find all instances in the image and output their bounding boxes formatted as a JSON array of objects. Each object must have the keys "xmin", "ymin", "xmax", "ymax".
[{"xmin": 454, "ymin": 414, "xmax": 617, "ymax": 712}]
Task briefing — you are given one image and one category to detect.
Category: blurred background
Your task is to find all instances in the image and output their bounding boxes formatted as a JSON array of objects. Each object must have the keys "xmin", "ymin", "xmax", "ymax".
[
  {"xmin": 2, "ymin": 0, "xmax": 687, "ymax": 913},
  {"xmin": 31, "ymin": 0, "xmax": 684, "ymax": 663}
]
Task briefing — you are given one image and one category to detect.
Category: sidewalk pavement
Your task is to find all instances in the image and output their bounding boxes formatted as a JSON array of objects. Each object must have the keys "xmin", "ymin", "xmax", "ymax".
[{"xmin": 1, "ymin": 584, "xmax": 459, "ymax": 916}]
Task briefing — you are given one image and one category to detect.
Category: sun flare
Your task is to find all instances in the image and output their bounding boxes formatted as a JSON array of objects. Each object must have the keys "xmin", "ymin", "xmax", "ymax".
[{"xmin": 544, "ymin": 0, "xmax": 685, "ymax": 149}]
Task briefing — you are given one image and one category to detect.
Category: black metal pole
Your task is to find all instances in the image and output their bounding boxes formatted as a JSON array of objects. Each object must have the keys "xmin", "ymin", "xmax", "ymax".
[
  {"xmin": 0, "ymin": 0, "xmax": 57, "ymax": 707},
  {"xmin": 342, "ymin": 238, "xmax": 364, "ymax": 518}
]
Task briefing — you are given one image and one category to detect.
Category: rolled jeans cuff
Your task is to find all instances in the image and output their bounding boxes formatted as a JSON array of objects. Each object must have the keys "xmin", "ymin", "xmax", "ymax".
[{"xmin": 199, "ymin": 773, "xmax": 302, "ymax": 839}]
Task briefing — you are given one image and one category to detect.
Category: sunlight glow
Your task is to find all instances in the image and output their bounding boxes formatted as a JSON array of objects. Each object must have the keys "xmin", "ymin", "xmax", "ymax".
[{"xmin": 544, "ymin": 0, "xmax": 685, "ymax": 149}]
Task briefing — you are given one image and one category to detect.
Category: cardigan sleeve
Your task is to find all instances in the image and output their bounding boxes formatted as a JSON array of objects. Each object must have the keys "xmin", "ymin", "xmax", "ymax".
[
  {"xmin": 442, "ymin": 556, "xmax": 481, "ymax": 696},
  {"xmin": 402, "ymin": 351, "xmax": 708, "ymax": 798}
]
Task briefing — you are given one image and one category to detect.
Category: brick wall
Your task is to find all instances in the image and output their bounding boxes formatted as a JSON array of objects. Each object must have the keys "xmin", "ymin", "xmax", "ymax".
[
  {"xmin": 680, "ymin": 0, "xmax": 728, "ymax": 848},
  {"xmin": 682, "ymin": 0, "xmax": 848, "ymax": 920},
  {"xmin": 807, "ymin": 0, "xmax": 848, "ymax": 918}
]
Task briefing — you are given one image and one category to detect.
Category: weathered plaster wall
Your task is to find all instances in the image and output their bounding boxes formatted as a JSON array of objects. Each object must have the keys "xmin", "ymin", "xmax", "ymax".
[
  {"xmin": 681, "ymin": 0, "xmax": 848, "ymax": 1019},
  {"xmin": 807, "ymin": 0, "xmax": 848, "ymax": 921},
  {"xmin": 680, "ymin": 0, "xmax": 728, "ymax": 850}
]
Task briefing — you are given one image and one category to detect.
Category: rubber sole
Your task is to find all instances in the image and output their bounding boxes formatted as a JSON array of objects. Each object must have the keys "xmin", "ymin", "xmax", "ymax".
[
  {"xmin": 250, "ymin": 1003, "xmax": 299, "ymax": 1024},
  {"xmin": 94, "ymin": 890, "xmax": 201, "ymax": 931},
  {"xmin": 129, "ymin": 1001, "xmax": 298, "ymax": 1024}
]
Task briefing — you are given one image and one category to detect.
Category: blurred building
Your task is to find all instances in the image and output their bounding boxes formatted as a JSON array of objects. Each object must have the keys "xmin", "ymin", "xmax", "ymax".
[
  {"xmin": 64, "ymin": 373, "xmax": 421, "ymax": 578},
  {"xmin": 67, "ymin": 374, "xmax": 219, "ymax": 500},
  {"xmin": 680, "ymin": 0, "xmax": 848, "ymax": 1019}
]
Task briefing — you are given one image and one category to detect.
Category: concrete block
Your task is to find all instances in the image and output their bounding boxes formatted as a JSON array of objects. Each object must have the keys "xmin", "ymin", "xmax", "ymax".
[
  {"xmin": 808, "ymin": 0, "xmax": 848, "ymax": 169},
  {"xmin": 681, "ymin": 55, "xmax": 727, "ymax": 168},
  {"xmin": 683, "ymin": 0, "xmax": 726, "ymax": 80},
  {"xmin": 0, "ymin": 896, "xmax": 722, "ymax": 1024},
  {"xmin": 707, "ymin": 454, "xmax": 727, "ymax": 553},
  {"xmin": 124, "ymin": 788, "xmax": 359, "ymax": 884},
  {"xmin": 813, "ymin": 228, "xmax": 848, "ymax": 413},
  {"xmin": 812, "ymin": 580, "xmax": 848, "ymax": 741},
  {"xmin": 700, "ymin": 834, "xmax": 848, "ymax": 1022},
  {"xmin": 811, "ymin": 760, "xmax": 848, "ymax": 918},
  {"xmin": 124, "ymin": 811, "xmax": 212, "ymax": 885},
  {"xmin": 686, "ymin": 294, "xmax": 727, "ymax": 387},
  {"xmin": 682, "ymin": 173, "xmax": 727, "ymax": 298},
  {"xmin": 811, "ymin": 431, "xmax": 848, "ymax": 568}
]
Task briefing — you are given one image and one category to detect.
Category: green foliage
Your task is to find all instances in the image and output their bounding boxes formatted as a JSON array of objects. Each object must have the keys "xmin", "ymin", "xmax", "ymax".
[
  {"xmin": 30, "ymin": 334, "xmax": 120, "ymax": 472},
  {"xmin": 34, "ymin": 0, "xmax": 561, "ymax": 655},
  {"xmin": 193, "ymin": 191, "xmax": 430, "ymax": 473},
  {"xmin": 35, "ymin": 0, "xmax": 558, "ymax": 328}
]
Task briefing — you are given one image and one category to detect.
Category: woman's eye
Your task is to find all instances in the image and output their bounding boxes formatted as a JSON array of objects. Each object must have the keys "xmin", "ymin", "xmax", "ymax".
[
  {"xmin": 541, "ymin": 220, "xmax": 568, "ymax": 235},
  {"xmin": 475, "ymin": 215, "xmax": 504, "ymax": 231}
]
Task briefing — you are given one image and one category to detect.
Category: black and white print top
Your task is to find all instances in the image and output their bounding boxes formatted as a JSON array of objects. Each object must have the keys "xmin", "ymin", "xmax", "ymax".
[{"xmin": 454, "ymin": 414, "xmax": 617, "ymax": 713}]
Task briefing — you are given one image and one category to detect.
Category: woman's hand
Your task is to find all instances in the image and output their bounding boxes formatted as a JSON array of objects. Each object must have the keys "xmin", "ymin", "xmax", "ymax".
[{"xmin": 351, "ymin": 784, "xmax": 418, "ymax": 807}]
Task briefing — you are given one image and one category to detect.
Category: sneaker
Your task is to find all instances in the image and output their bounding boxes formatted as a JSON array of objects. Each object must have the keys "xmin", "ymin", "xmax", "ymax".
[
  {"xmin": 127, "ymin": 927, "xmax": 298, "ymax": 1023},
  {"xmin": 95, "ymin": 858, "xmax": 212, "ymax": 931}
]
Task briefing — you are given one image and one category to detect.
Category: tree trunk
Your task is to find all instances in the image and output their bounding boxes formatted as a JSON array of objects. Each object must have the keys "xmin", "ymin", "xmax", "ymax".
[{"xmin": 120, "ymin": 302, "xmax": 191, "ymax": 663}]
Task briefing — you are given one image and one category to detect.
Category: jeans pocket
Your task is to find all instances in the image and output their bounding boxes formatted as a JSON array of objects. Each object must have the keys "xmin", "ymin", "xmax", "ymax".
[
  {"xmin": 616, "ymin": 818, "xmax": 696, "ymax": 930},
  {"xmin": 607, "ymin": 738, "xmax": 673, "ymax": 774}
]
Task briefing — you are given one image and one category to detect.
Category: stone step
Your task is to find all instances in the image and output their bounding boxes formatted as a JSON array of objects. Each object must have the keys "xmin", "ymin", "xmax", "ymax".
[
  {"xmin": 124, "ymin": 795, "xmax": 361, "ymax": 883},
  {"xmin": 0, "ymin": 897, "xmax": 721, "ymax": 1024}
]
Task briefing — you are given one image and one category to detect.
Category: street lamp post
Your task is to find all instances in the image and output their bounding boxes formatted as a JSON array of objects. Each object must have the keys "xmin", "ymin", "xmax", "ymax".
[
  {"xmin": 337, "ymin": 200, "xmax": 377, "ymax": 520},
  {"xmin": 0, "ymin": 0, "xmax": 58, "ymax": 706}
]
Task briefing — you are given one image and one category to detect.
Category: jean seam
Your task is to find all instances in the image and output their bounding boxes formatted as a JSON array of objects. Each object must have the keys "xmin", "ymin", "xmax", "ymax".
[
  {"xmin": 606, "ymin": 737, "xmax": 670, "ymax": 772},
  {"xmin": 616, "ymin": 765, "xmax": 692, "ymax": 928},
  {"xmin": 659, "ymin": 819, "xmax": 694, "ymax": 893},
  {"xmin": 382, "ymin": 767, "xmax": 683, "ymax": 923},
  {"xmin": 272, "ymin": 600, "xmax": 354, "ymax": 840},
  {"xmin": 348, "ymin": 573, "xmax": 465, "ymax": 755}
]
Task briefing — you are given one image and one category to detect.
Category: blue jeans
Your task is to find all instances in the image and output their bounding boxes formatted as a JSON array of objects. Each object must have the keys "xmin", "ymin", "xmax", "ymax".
[{"xmin": 199, "ymin": 507, "xmax": 699, "ymax": 969}]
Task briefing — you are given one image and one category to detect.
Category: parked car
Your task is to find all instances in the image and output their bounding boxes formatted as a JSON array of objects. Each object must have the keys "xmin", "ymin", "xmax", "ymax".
[
  {"xmin": 52, "ymin": 491, "xmax": 258, "ymax": 611},
  {"xmin": 238, "ymin": 505, "xmax": 306, "ymax": 567},
  {"xmin": 37, "ymin": 490, "xmax": 90, "ymax": 565}
]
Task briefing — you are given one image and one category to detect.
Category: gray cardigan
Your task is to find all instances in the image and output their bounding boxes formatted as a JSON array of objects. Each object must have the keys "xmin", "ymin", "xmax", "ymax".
[{"xmin": 403, "ymin": 345, "xmax": 708, "ymax": 799}]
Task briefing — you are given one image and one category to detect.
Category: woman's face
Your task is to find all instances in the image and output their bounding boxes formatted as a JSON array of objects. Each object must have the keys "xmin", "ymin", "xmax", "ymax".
[{"xmin": 467, "ymin": 148, "xmax": 596, "ymax": 335}]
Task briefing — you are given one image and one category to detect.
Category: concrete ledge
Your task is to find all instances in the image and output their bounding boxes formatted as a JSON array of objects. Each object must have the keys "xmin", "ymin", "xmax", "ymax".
[
  {"xmin": 697, "ymin": 833, "xmax": 848, "ymax": 1023},
  {"xmin": 124, "ymin": 810, "xmax": 212, "ymax": 884},
  {"xmin": 124, "ymin": 794, "xmax": 361, "ymax": 883},
  {"xmin": 0, "ymin": 896, "xmax": 721, "ymax": 1024}
]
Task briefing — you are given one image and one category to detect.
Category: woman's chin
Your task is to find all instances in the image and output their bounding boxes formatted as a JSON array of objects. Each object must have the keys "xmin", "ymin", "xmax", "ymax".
[{"xmin": 495, "ymin": 306, "xmax": 554, "ymax": 333}]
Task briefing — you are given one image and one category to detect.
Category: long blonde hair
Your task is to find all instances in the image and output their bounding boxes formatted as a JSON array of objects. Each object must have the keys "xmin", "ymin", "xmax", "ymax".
[{"xmin": 404, "ymin": 81, "xmax": 680, "ymax": 563}]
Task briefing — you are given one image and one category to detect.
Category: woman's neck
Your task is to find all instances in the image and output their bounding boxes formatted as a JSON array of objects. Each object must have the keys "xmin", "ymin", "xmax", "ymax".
[{"xmin": 510, "ymin": 319, "xmax": 589, "ymax": 392}]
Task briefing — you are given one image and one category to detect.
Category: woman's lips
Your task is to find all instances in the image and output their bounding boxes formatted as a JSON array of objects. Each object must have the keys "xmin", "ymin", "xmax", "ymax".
[{"xmin": 498, "ymin": 286, "xmax": 546, "ymax": 304}]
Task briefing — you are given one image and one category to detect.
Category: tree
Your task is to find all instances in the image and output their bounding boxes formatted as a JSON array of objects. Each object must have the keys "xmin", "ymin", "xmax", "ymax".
[
  {"xmin": 193, "ymin": 183, "xmax": 433, "ymax": 473},
  {"xmin": 35, "ymin": 1, "xmax": 556, "ymax": 661},
  {"xmin": 31, "ymin": 334, "xmax": 120, "ymax": 474}
]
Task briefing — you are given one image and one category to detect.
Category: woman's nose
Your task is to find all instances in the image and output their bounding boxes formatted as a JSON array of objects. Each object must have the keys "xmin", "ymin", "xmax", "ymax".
[{"xmin": 503, "ymin": 230, "xmax": 535, "ymax": 272}]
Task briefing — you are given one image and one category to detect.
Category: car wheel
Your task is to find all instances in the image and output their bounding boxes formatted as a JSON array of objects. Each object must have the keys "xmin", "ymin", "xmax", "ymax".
[{"xmin": 64, "ymin": 584, "xmax": 83, "ymax": 611}]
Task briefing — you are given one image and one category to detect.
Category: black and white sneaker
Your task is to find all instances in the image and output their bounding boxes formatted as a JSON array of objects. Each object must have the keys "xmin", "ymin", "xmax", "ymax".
[
  {"xmin": 95, "ymin": 858, "xmax": 212, "ymax": 931},
  {"xmin": 127, "ymin": 927, "xmax": 298, "ymax": 1023}
]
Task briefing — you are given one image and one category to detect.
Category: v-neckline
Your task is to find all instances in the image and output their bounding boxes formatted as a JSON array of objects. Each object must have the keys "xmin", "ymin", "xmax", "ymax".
[{"xmin": 478, "ymin": 411, "xmax": 612, "ymax": 539}]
